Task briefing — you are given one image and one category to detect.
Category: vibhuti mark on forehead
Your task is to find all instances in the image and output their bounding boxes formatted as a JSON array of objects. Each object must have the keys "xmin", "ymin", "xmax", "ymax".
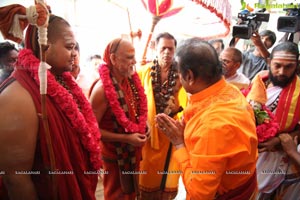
[
  {"xmin": 62, "ymin": 34, "xmax": 76, "ymax": 45},
  {"xmin": 272, "ymin": 52, "xmax": 297, "ymax": 61}
]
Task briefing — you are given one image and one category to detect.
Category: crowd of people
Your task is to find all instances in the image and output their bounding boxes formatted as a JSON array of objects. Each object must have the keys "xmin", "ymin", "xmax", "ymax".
[{"xmin": 0, "ymin": 2, "xmax": 300, "ymax": 200}]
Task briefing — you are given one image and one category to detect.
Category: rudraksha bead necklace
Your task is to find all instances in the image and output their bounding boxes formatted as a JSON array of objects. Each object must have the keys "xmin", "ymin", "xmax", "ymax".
[{"xmin": 150, "ymin": 59, "xmax": 179, "ymax": 114}]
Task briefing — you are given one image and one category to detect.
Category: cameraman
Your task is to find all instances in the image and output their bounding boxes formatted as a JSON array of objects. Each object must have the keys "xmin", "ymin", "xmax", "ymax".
[{"xmin": 232, "ymin": 30, "xmax": 276, "ymax": 81}]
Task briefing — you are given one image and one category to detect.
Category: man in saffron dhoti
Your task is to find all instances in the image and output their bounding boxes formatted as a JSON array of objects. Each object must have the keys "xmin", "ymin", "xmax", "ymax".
[{"xmin": 138, "ymin": 32, "xmax": 188, "ymax": 200}]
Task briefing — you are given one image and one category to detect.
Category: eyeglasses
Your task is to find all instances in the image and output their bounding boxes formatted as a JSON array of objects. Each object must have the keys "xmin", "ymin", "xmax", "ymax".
[
  {"xmin": 220, "ymin": 59, "xmax": 234, "ymax": 65},
  {"xmin": 110, "ymin": 39, "xmax": 122, "ymax": 54}
]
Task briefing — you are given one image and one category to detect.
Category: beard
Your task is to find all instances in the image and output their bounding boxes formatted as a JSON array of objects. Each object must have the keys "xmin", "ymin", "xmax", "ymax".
[
  {"xmin": 222, "ymin": 66, "xmax": 228, "ymax": 76},
  {"xmin": 269, "ymin": 70, "xmax": 296, "ymax": 88}
]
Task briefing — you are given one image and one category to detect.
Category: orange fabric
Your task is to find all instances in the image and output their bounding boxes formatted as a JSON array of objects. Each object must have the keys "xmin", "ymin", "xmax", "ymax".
[
  {"xmin": 174, "ymin": 78, "xmax": 258, "ymax": 199},
  {"xmin": 246, "ymin": 75, "xmax": 267, "ymax": 104},
  {"xmin": 138, "ymin": 63, "xmax": 188, "ymax": 198},
  {"xmin": 0, "ymin": 3, "xmax": 49, "ymax": 44},
  {"xmin": 0, "ymin": 4, "xmax": 27, "ymax": 43},
  {"xmin": 35, "ymin": 3, "xmax": 49, "ymax": 26},
  {"xmin": 102, "ymin": 38, "xmax": 122, "ymax": 67}
]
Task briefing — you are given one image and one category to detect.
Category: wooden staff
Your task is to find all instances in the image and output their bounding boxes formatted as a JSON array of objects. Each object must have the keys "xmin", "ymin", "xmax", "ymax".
[{"xmin": 35, "ymin": 0, "xmax": 58, "ymax": 199}]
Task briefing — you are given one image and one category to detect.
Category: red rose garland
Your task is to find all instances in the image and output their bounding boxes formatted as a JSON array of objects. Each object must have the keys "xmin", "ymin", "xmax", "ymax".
[
  {"xmin": 241, "ymin": 87, "xmax": 280, "ymax": 143},
  {"xmin": 17, "ymin": 49, "xmax": 101, "ymax": 170},
  {"xmin": 256, "ymin": 105, "xmax": 279, "ymax": 143},
  {"xmin": 99, "ymin": 63, "xmax": 148, "ymax": 133}
]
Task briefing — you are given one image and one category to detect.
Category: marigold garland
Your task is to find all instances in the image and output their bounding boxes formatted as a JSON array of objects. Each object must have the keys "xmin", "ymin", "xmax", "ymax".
[
  {"xmin": 17, "ymin": 49, "xmax": 101, "ymax": 170},
  {"xmin": 99, "ymin": 63, "xmax": 148, "ymax": 133}
]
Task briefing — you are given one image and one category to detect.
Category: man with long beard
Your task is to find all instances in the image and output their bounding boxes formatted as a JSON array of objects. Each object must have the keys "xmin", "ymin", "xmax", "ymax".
[{"xmin": 250, "ymin": 41, "xmax": 300, "ymax": 199}]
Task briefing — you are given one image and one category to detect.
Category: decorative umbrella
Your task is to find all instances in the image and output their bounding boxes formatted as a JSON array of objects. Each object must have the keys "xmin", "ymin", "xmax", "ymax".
[
  {"xmin": 140, "ymin": 0, "xmax": 184, "ymax": 64},
  {"xmin": 0, "ymin": 1, "xmax": 57, "ymax": 198}
]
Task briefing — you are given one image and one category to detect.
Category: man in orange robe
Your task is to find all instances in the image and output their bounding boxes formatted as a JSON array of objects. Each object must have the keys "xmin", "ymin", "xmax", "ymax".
[
  {"xmin": 138, "ymin": 32, "xmax": 187, "ymax": 199},
  {"xmin": 156, "ymin": 38, "xmax": 258, "ymax": 200}
]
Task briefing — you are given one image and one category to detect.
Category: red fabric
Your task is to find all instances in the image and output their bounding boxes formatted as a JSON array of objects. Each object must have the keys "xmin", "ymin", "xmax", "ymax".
[
  {"xmin": 276, "ymin": 76, "xmax": 300, "ymax": 132},
  {"xmin": 100, "ymin": 106, "xmax": 142, "ymax": 199},
  {"xmin": 216, "ymin": 172, "xmax": 257, "ymax": 200},
  {"xmin": 0, "ymin": 3, "xmax": 49, "ymax": 44},
  {"xmin": 102, "ymin": 161, "xmax": 137, "ymax": 200},
  {"xmin": 261, "ymin": 75, "xmax": 300, "ymax": 132},
  {"xmin": 0, "ymin": 69, "xmax": 98, "ymax": 200},
  {"xmin": 0, "ymin": 4, "xmax": 27, "ymax": 43},
  {"xmin": 102, "ymin": 39, "xmax": 113, "ymax": 67},
  {"xmin": 18, "ymin": 69, "xmax": 97, "ymax": 199},
  {"xmin": 98, "ymin": 74, "xmax": 142, "ymax": 199}
]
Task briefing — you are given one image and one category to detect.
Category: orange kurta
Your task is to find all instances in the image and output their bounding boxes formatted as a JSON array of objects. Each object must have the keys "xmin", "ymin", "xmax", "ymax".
[
  {"xmin": 138, "ymin": 63, "xmax": 188, "ymax": 199},
  {"xmin": 174, "ymin": 78, "xmax": 258, "ymax": 200}
]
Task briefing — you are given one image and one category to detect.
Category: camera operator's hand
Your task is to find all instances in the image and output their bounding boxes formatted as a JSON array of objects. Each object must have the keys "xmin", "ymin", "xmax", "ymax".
[
  {"xmin": 250, "ymin": 31, "xmax": 263, "ymax": 46},
  {"xmin": 250, "ymin": 31, "xmax": 270, "ymax": 59}
]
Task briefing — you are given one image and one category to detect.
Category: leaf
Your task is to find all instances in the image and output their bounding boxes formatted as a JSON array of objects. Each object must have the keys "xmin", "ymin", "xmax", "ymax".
[{"xmin": 254, "ymin": 109, "xmax": 270, "ymax": 125}]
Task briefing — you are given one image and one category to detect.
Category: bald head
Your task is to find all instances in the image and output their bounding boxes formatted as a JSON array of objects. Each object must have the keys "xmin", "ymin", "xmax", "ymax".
[
  {"xmin": 48, "ymin": 15, "xmax": 71, "ymax": 44},
  {"xmin": 221, "ymin": 47, "xmax": 242, "ymax": 63},
  {"xmin": 26, "ymin": 15, "xmax": 71, "ymax": 58}
]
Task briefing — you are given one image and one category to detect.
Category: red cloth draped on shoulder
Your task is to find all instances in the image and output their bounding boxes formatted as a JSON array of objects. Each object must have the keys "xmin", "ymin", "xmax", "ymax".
[
  {"xmin": 274, "ymin": 75, "xmax": 300, "ymax": 132},
  {"xmin": 0, "ymin": 50, "xmax": 100, "ymax": 200},
  {"xmin": 260, "ymin": 74, "xmax": 300, "ymax": 132}
]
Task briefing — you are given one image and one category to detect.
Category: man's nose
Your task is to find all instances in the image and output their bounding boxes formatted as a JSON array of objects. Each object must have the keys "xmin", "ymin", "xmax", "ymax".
[{"xmin": 277, "ymin": 67, "xmax": 285, "ymax": 75}]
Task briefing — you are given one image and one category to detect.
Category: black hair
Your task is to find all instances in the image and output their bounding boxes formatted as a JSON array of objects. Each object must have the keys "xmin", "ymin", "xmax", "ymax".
[
  {"xmin": 155, "ymin": 32, "xmax": 177, "ymax": 47},
  {"xmin": 260, "ymin": 30, "xmax": 276, "ymax": 45},
  {"xmin": 208, "ymin": 39, "xmax": 225, "ymax": 50},
  {"xmin": 270, "ymin": 41, "xmax": 299, "ymax": 65},
  {"xmin": 176, "ymin": 37, "xmax": 222, "ymax": 84},
  {"xmin": 270, "ymin": 41, "xmax": 299, "ymax": 70},
  {"xmin": 0, "ymin": 42, "xmax": 18, "ymax": 58},
  {"xmin": 90, "ymin": 54, "xmax": 102, "ymax": 61}
]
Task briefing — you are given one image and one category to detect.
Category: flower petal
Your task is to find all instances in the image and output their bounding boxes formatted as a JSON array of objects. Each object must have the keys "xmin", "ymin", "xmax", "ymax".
[
  {"xmin": 147, "ymin": 0, "xmax": 158, "ymax": 15},
  {"xmin": 158, "ymin": 0, "xmax": 172, "ymax": 14},
  {"xmin": 160, "ymin": 7, "xmax": 183, "ymax": 18}
]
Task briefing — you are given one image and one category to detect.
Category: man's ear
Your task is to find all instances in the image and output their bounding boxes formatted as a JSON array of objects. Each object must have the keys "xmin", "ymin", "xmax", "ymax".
[
  {"xmin": 110, "ymin": 54, "xmax": 116, "ymax": 65},
  {"xmin": 234, "ymin": 62, "xmax": 241, "ymax": 71},
  {"xmin": 186, "ymin": 69, "xmax": 195, "ymax": 85}
]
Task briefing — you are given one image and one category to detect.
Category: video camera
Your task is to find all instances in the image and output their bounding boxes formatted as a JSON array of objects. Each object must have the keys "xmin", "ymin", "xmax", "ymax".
[
  {"xmin": 277, "ymin": 7, "xmax": 300, "ymax": 33},
  {"xmin": 232, "ymin": 8, "xmax": 270, "ymax": 39}
]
